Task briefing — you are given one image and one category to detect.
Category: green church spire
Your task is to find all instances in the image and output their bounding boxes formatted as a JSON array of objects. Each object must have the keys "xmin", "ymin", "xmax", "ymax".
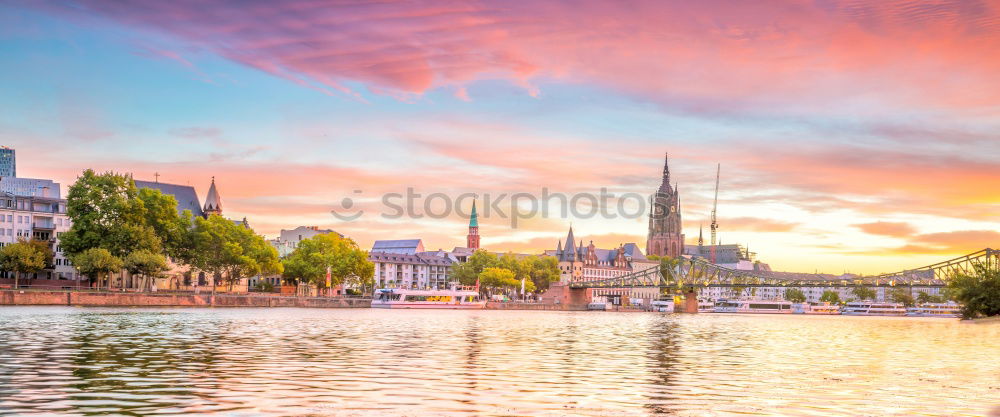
[{"xmin": 469, "ymin": 200, "xmax": 479, "ymax": 228}]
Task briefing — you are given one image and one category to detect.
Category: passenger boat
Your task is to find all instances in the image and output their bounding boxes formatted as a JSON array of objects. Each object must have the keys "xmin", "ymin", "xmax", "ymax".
[
  {"xmin": 714, "ymin": 299, "xmax": 794, "ymax": 314},
  {"xmin": 650, "ymin": 299, "xmax": 675, "ymax": 313},
  {"xmin": 372, "ymin": 287, "xmax": 485, "ymax": 309},
  {"xmin": 906, "ymin": 303, "xmax": 962, "ymax": 318},
  {"xmin": 792, "ymin": 303, "xmax": 841, "ymax": 315},
  {"xmin": 841, "ymin": 302, "xmax": 907, "ymax": 316},
  {"xmin": 698, "ymin": 300, "xmax": 715, "ymax": 313}
]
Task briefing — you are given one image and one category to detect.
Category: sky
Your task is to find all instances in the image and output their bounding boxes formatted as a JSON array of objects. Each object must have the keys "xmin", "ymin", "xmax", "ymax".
[{"xmin": 1, "ymin": 0, "xmax": 998, "ymax": 275}]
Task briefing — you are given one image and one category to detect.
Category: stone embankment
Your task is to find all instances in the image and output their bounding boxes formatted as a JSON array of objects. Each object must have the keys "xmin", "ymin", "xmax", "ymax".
[{"xmin": 0, "ymin": 290, "xmax": 371, "ymax": 308}]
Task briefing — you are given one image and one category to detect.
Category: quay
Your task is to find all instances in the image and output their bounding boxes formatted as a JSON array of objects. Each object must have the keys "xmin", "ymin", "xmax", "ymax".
[{"xmin": 0, "ymin": 290, "xmax": 372, "ymax": 308}]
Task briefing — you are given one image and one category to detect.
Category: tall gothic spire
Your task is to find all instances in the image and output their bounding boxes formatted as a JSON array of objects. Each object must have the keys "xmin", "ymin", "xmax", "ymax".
[
  {"xmin": 203, "ymin": 176, "xmax": 222, "ymax": 217},
  {"xmin": 698, "ymin": 224, "xmax": 704, "ymax": 247},
  {"xmin": 466, "ymin": 200, "xmax": 480, "ymax": 249},
  {"xmin": 658, "ymin": 153, "xmax": 673, "ymax": 194}
]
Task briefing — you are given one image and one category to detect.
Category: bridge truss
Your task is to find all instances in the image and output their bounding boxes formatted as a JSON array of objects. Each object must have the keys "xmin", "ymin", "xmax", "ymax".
[{"xmin": 569, "ymin": 248, "xmax": 999, "ymax": 290}]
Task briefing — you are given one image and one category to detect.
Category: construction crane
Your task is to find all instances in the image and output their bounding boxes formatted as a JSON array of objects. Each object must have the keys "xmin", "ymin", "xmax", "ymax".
[{"xmin": 710, "ymin": 163, "xmax": 720, "ymax": 264}]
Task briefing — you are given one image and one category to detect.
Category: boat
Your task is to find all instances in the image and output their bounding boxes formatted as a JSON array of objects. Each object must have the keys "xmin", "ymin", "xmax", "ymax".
[
  {"xmin": 714, "ymin": 299, "xmax": 794, "ymax": 314},
  {"xmin": 650, "ymin": 299, "xmax": 675, "ymax": 313},
  {"xmin": 698, "ymin": 300, "xmax": 715, "ymax": 313},
  {"xmin": 906, "ymin": 303, "xmax": 962, "ymax": 318},
  {"xmin": 588, "ymin": 302, "xmax": 611, "ymax": 311},
  {"xmin": 792, "ymin": 302, "xmax": 841, "ymax": 315},
  {"xmin": 841, "ymin": 302, "xmax": 907, "ymax": 316},
  {"xmin": 371, "ymin": 287, "xmax": 485, "ymax": 309}
]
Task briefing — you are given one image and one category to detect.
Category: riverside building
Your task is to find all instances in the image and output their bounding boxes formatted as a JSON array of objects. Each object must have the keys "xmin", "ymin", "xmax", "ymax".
[{"xmin": 0, "ymin": 193, "xmax": 76, "ymax": 285}]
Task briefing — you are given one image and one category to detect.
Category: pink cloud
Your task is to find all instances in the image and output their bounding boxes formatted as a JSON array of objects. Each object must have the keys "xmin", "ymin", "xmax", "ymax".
[{"xmin": 25, "ymin": 0, "xmax": 1000, "ymax": 111}]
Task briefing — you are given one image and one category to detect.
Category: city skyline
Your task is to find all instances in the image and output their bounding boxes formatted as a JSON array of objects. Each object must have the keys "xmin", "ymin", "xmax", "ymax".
[{"xmin": 2, "ymin": 1, "xmax": 999, "ymax": 275}]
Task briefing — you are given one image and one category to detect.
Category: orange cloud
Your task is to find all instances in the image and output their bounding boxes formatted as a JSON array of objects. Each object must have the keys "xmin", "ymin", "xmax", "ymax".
[{"xmin": 854, "ymin": 222, "xmax": 917, "ymax": 238}]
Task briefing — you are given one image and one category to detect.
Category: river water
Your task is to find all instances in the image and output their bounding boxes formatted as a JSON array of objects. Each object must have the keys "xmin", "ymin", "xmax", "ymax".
[{"xmin": 0, "ymin": 307, "xmax": 997, "ymax": 416}]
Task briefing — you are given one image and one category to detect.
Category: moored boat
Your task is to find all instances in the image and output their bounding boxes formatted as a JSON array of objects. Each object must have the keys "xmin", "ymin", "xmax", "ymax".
[
  {"xmin": 650, "ymin": 299, "xmax": 675, "ymax": 313},
  {"xmin": 841, "ymin": 302, "xmax": 906, "ymax": 316},
  {"xmin": 906, "ymin": 303, "xmax": 962, "ymax": 318},
  {"xmin": 793, "ymin": 302, "xmax": 841, "ymax": 315},
  {"xmin": 714, "ymin": 299, "xmax": 794, "ymax": 314},
  {"xmin": 372, "ymin": 287, "xmax": 485, "ymax": 309}
]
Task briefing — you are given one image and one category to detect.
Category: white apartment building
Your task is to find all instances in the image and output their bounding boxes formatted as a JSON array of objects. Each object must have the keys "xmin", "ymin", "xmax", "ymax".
[
  {"xmin": 0, "ymin": 193, "xmax": 75, "ymax": 283},
  {"xmin": 369, "ymin": 250, "xmax": 453, "ymax": 290}
]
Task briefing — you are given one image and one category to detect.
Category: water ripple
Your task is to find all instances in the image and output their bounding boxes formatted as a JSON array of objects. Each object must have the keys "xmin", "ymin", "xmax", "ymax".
[{"xmin": 0, "ymin": 307, "xmax": 998, "ymax": 416}]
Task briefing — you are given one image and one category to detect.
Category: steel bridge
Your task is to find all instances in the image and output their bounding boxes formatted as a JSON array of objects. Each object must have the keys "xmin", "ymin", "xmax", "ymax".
[{"xmin": 569, "ymin": 248, "xmax": 999, "ymax": 290}]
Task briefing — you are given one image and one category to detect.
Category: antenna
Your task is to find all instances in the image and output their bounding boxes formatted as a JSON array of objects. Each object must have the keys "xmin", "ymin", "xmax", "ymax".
[{"xmin": 710, "ymin": 163, "xmax": 720, "ymax": 263}]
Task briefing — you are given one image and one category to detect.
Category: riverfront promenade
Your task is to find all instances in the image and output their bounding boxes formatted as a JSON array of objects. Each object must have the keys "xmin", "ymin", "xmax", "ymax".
[
  {"xmin": 0, "ymin": 290, "xmax": 372, "ymax": 308},
  {"xmin": 0, "ymin": 290, "xmax": 590, "ymax": 310}
]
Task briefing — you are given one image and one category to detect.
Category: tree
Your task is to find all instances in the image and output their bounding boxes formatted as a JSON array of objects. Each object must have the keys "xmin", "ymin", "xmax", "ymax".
[
  {"xmin": 478, "ymin": 267, "xmax": 518, "ymax": 290},
  {"xmin": 527, "ymin": 255, "xmax": 560, "ymax": 292},
  {"xmin": 281, "ymin": 233, "xmax": 374, "ymax": 291},
  {"xmin": 946, "ymin": 263, "xmax": 1000, "ymax": 319},
  {"xmin": 124, "ymin": 250, "xmax": 169, "ymax": 292},
  {"xmin": 819, "ymin": 290, "xmax": 841, "ymax": 304},
  {"xmin": 188, "ymin": 215, "xmax": 282, "ymax": 292},
  {"xmin": 136, "ymin": 187, "xmax": 191, "ymax": 259},
  {"xmin": 73, "ymin": 248, "xmax": 124, "ymax": 290},
  {"xmin": 888, "ymin": 287, "xmax": 915, "ymax": 307},
  {"xmin": 916, "ymin": 291, "xmax": 945, "ymax": 304},
  {"xmin": 451, "ymin": 250, "xmax": 499, "ymax": 285},
  {"xmin": 784, "ymin": 288, "xmax": 806, "ymax": 303},
  {"xmin": 60, "ymin": 170, "xmax": 161, "ymax": 260},
  {"xmin": 0, "ymin": 239, "xmax": 48, "ymax": 289},
  {"xmin": 852, "ymin": 286, "xmax": 877, "ymax": 301}
]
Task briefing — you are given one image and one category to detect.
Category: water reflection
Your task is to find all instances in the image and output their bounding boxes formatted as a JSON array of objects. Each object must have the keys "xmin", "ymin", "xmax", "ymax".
[{"xmin": 0, "ymin": 307, "xmax": 998, "ymax": 416}]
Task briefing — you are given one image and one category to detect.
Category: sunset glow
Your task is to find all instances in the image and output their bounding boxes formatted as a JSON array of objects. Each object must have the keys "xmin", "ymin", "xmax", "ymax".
[{"xmin": 2, "ymin": 0, "xmax": 998, "ymax": 274}]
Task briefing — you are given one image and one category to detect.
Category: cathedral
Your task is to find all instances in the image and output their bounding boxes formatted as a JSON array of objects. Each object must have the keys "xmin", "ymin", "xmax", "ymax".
[{"xmin": 646, "ymin": 153, "xmax": 685, "ymax": 258}]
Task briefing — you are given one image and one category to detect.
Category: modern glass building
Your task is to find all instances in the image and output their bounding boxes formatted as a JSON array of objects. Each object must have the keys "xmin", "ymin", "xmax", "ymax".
[{"xmin": 0, "ymin": 147, "xmax": 14, "ymax": 177}]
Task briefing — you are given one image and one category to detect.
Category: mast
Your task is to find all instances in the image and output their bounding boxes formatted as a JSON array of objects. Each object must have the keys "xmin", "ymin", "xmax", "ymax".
[{"xmin": 710, "ymin": 163, "xmax": 720, "ymax": 263}]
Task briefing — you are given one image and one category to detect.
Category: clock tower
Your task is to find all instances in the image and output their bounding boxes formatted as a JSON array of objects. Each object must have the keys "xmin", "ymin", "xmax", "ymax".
[{"xmin": 646, "ymin": 153, "xmax": 684, "ymax": 258}]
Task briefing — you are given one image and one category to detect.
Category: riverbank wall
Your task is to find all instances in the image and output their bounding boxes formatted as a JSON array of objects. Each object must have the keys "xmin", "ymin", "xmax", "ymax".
[
  {"xmin": 485, "ymin": 302, "xmax": 569, "ymax": 311},
  {"xmin": 0, "ymin": 290, "xmax": 371, "ymax": 308}
]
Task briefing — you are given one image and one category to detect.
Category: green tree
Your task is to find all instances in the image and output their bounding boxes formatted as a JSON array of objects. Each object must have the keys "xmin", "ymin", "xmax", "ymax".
[
  {"xmin": 784, "ymin": 288, "xmax": 807, "ymax": 303},
  {"xmin": 0, "ymin": 239, "xmax": 49, "ymax": 289},
  {"xmin": 188, "ymin": 215, "xmax": 282, "ymax": 292},
  {"xmin": 60, "ymin": 170, "xmax": 161, "ymax": 259},
  {"xmin": 124, "ymin": 250, "xmax": 169, "ymax": 292},
  {"xmin": 819, "ymin": 290, "xmax": 841, "ymax": 304},
  {"xmin": 136, "ymin": 187, "xmax": 191, "ymax": 259},
  {"xmin": 946, "ymin": 263, "xmax": 1000, "ymax": 319},
  {"xmin": 916, "ymin": 291, "xmax": 945, "ymax": 304},
  {"xmin": 478, "ymin": 267, "xmax": 518, "ymax": 290},
  {"xmin": 527, "ymin": 255, "xmax": 560, "ymax": 292},
  {"xmin": 451, "ymin": 250, "xmax": 499, "ymax": 285},
  {"xmin": 281, "ymin": 233, "xmax": 374, "ymax": 291},
  {"xmin": 888, "ymin": 287, "xmax": 916, "ymax": 307},
  {"xmin": 73, "ymin": 248, "xmax": 124, "ymax": 290},
  {"xmin": 852, "ymin": 286, "xmax": 877, "ymax": 301}
]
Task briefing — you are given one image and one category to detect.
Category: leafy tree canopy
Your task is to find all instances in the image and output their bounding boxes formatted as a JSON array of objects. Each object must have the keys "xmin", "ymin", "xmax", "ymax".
[
  {"xmin": 282, "ymin": 233, "xmax": 373, "ymax": 288},
  {"xmin": 947, "ymin": 263, "xmax": 1000, "ymax": 319}
]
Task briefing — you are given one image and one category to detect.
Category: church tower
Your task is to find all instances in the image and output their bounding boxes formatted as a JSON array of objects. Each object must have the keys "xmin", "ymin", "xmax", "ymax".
[
  {"xmin": 203, "ymin": 176, "xmax": 222, "ymax": 217},
  {"xmin": 646, "ymin": 153, "xmax": 684, "ymax": 258},
  {"xmin": 466, "ymin": 200, "xmax": 480, "ymax": 249}
]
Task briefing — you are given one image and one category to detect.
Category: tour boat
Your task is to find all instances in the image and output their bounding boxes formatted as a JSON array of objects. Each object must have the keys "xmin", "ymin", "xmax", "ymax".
[
  {"xmin": 650, "ymin": 299, "xmax": 675, "ymax": 313},
  {"xmin": 698, "ymin": 300, "xmax": 715, "ymax": 313},
  {"xmin": 792, "ymin": 303, "xmax": 841, "ymax": 315},
  {"xmin": 714, "ymin": 299, "xmax": 794, "ymax": 314},
  {"xmin": 905, "ymin": 303, "xmax": 962, "ymax": 318},
  {"xmin": 841, "ymin": 302, "xmax": 907, "ymax": 316},
  {"xmin": 372, "ymin": 288, "xmax": 485, "ymax": 309}
]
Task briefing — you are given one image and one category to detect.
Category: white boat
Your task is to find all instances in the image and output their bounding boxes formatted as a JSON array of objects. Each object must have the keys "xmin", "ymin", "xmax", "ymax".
[
  {"xmin": 792, "ymin": 302, "xmax": 841, "ymax": 315},
  {"xmin": 714, "ymin": 299, "xmax": 794, "ymax": 314},
  {"xmin": 650, "ymin": 299, "xmax": 675, "ymax": 313},
  {"xmin": 841, "ymin": 302, "xmax": 907, "ymax": 316},
  {"xmin": 588, "ymin": 302, "xmax": 611, "ymax": 311},
  {"xmin": 906, "ymin": 303, "xmax": 962, "ymax": 318},
  {"xmin": 698, "ymin": 300, "xmax": 715, "ymax": 313},
  {"xmin": 372, "ymin": 288, "xmax": 485, "ymax": 309}
]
